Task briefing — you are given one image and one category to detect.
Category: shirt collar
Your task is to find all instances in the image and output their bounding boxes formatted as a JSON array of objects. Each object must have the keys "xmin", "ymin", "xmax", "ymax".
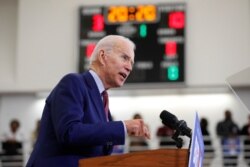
[{"xmin": 89, "ymin": 70, "xmax": 105, "ymax": 94}]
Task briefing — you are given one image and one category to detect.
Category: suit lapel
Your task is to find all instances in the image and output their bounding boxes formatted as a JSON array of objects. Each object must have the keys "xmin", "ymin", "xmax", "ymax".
[{"xmin": 82, "ymin": 72, "xmax": 106, "ymax": 122}]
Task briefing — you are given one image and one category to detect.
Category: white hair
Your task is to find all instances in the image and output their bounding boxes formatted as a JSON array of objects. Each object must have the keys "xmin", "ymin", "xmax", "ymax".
[{"xmin": 89, "ymin": 35, "xmax": 135, "ymax": 63}]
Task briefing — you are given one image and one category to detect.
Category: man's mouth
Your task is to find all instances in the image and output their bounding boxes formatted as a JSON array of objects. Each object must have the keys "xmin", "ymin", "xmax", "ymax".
[{"xmin": 119, "ymin": 72, "xmax": 127, "ymax": 79}]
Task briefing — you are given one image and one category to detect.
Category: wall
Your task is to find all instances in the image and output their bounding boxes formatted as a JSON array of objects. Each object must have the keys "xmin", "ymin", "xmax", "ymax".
[
  {"xmin": 0, "ymin": 0, "xmax": 17, "ymax": 88},
  {"xmin": 0, "ymin": 0, "xmax": 250, "ymax": 92}
]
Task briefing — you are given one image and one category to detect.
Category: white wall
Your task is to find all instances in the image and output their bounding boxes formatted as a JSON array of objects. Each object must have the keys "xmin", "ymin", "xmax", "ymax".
[
  {"xmin": 0, "ymin": 0, "xmax": 17, "ymax": 87},
  {"xmin": 0, "ymin": 0, "xmax": 250, "ymax": 92}
]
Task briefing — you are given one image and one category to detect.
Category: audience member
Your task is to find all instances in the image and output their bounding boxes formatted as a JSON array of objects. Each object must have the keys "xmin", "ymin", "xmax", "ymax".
[
  {"xmin": 31, "ymin": 119, "xmax": 41, "ymax": 147},
  {"xmin": 240, "ymin": 115, "xmax": 250, "ymax": 166},
  {"xmin": 200, "ymin": 117, "xmax": 214, "ymax": 167},
  {"xmin": 1, "ymin": 119, "xmax": 24, "ymax": 155},
  {"xmin": 156, "ymin": 124, "xmax": 175, "ymax": 147},
  {"xmin": 129, "ymin": 113, "xmax": 149, "ymax": 152},
  {"xmin": 200, "ymin": 118, "xmax": 209, "ymax": 135},
  {"xmin": 216, "ymin": 110, "xmax": 240, "ymax": 167},
  {"xmin": 241, "ymin": 115, "xmax": 250, "ymax": 136},
  {"xmin": 216, "ymin": 110, "xmax": 240, "ymax": 138}
]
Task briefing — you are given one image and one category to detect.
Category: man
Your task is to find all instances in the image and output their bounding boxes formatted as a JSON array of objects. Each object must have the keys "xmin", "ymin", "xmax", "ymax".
[
  {"xmin": 1, "ymin": 119, "xmax": 24, "ymax": 155},
  {"xmin": 216, "ymin": 110, "xmax": 239, "ymax": 138},
  {"xmin": 26, "ymin": 35, "xmax": 150, "ymax": 167},
  {"xmin": 216, "ymin": 110, "xmax": 240, "ymax": 167}
]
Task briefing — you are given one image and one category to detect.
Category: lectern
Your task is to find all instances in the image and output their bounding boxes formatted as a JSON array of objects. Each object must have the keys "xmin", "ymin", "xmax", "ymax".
[{"xmin": 79, "ymin": 149, "xmax": 189, "ymax": 167}]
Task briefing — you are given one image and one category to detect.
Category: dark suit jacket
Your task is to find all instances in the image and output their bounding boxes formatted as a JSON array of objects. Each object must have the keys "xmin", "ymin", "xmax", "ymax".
[{"xmin": 26, "ymin": 71, "xmax": 125, "ymax": 167}]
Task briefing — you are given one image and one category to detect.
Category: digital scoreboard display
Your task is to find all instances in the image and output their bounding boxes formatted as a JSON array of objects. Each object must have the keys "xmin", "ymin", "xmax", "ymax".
[{"xmin": 79, "ymin": 3, "xmax": 185, "ymax": 83}]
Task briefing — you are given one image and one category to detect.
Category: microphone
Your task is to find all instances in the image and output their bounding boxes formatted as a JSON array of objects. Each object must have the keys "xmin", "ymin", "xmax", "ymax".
[{"xmin": 160, "ymin": 110, "xmax": 192, "ymax": 138}]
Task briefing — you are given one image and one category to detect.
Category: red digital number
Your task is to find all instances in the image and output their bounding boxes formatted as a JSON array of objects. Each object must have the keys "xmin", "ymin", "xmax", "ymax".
[
  {"xmin": 165, "ymin": 42, "xmax": 177, "ymax": 57},
  {"xmin": 86, "ymin": 44, "xmax": 96, "ymax": 58},
  {"xmin": 92, "ymin": 14, "xmax": 104, "ymax": 31},
  {"xmin": 168, "ymin": 12, "xmax": 185, "ymax": 29}
]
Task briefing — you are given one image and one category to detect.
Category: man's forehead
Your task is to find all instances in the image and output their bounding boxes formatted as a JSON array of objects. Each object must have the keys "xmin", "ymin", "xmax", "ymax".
[{"xmin": 116, "ymin": 41, "xmax": 134, "ymax": 54}]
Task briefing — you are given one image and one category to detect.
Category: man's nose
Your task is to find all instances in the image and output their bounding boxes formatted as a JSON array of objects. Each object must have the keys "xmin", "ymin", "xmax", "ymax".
[{"xmin": 125, "ymin": 62, "xmax": 132, "ymax": 72}]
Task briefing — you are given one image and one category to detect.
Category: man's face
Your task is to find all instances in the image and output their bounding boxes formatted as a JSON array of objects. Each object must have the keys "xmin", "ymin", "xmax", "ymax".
[{"xmin": 103, "ymin": 41, "xmax": 134, "ymax": 88}]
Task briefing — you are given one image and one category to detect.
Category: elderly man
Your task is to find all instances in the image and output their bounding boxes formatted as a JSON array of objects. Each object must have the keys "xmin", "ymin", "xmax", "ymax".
[{"xmin": 26, "ymin": 35, "xmax": 150, "ymax": 167}]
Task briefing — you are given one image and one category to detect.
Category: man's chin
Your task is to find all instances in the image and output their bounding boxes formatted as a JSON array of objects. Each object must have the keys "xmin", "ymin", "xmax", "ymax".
[{"xmin": 116, "ymin": 81, "xmax": 125, "ymax": 87}]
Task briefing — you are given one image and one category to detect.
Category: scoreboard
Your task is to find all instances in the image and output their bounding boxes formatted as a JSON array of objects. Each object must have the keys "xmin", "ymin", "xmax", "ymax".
[{"xmin": 79, "ymin": 3, "xmax": 186, "ymax": 83}]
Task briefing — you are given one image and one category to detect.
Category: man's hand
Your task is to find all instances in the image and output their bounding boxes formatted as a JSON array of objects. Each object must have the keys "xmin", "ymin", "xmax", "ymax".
[{"xmin": 124, "ymin": 119, "xmax": 150, "ymax": 139}]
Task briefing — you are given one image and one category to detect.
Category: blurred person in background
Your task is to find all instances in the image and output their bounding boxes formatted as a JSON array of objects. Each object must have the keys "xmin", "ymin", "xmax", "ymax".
[
  {"xmin": 240, "ymin": 115, "xmax": 250, "ymax": 166},
  {"xmin": 241, "ymin": 114, "xmax": 250, "ymax": 136},
  {"xmin": 129, "ymin": 113, "xmax": 149, "ymax": 152},
  {"xmin": 200, "ymin": 117, "xmax": 214, "ymax": 167},
  {"xmin": 156, "ymin": 122, "xmax": 175, "ymax": 147},
  {"xmin": 216, "ymin": 110, "xmax": 240, "ymax": 167},
  {"xmin": 216, "ymin": 110, "xmax": 240, "ymax": 138},
  {"xmin": 31, "ymin": 120, "xmax": 41, "ymax": 147},
  {"xmin": 0, "ymin": 119, "xmax": 24, "ymax": 155}
]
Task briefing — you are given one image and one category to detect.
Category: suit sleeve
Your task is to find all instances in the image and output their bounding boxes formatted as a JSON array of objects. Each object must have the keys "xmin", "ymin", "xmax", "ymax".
[{"xmin": 49, "ymin": 74, "xmax": 125, "ymax": 147}]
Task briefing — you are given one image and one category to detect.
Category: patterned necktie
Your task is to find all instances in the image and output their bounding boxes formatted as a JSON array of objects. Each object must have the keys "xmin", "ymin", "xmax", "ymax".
[{"xmin": 102, "ymin": 90, "xmax": 109, "ymax": 121}]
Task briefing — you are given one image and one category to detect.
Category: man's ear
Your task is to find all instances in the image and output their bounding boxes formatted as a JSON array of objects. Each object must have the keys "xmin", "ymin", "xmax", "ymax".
[{"xmin": 97, "ymin": 50, "xmax": 106, "ymax": 66}]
